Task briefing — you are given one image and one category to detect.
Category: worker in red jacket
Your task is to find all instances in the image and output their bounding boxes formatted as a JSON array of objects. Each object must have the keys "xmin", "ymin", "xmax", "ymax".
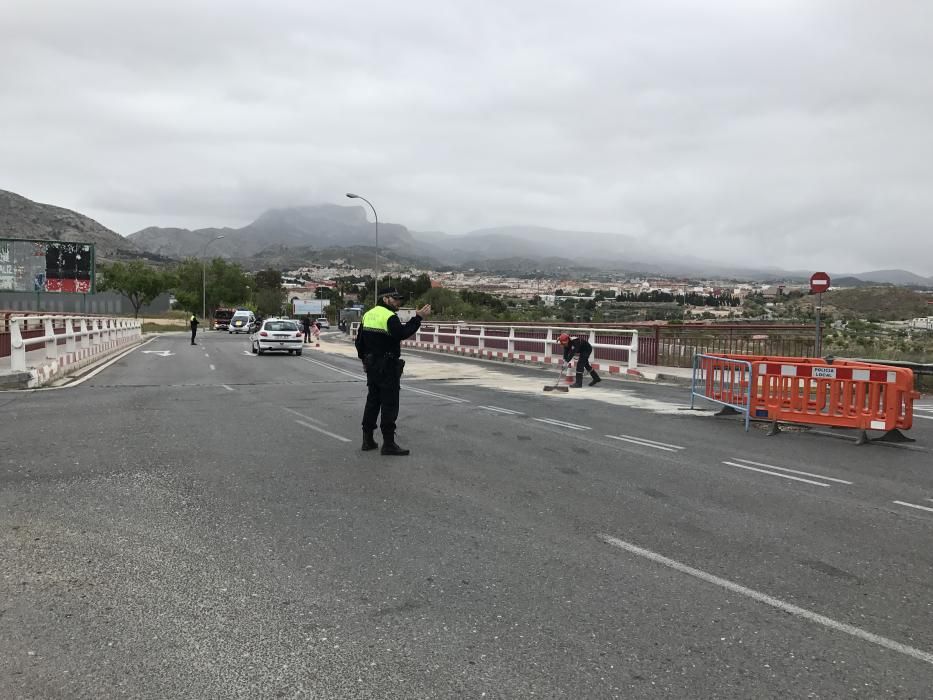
[{"xmin": 558, "ymin": 333, "xmax": 601, "ymax": 387}]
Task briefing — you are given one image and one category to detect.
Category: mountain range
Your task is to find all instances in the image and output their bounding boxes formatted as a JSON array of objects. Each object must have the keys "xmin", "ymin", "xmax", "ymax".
[{"xmin": 2, "ymin": 189, "xmax": 932, "ymax": 286}]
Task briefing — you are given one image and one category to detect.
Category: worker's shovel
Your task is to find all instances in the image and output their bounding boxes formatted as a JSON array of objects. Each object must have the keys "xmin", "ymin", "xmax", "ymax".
[{"xmin": 543, "ymin": 361, "xmax": 572, "ymax": 393}]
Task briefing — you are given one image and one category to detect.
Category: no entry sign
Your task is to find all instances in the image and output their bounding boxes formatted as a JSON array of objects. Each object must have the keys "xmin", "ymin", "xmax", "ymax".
[{"xmin": 810, "ymin": 272, "xmax": 831, "ymax": 295}]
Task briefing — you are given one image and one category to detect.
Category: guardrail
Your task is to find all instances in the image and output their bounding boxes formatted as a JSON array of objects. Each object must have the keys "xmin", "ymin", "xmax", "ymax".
[
  {"xmin": 8, "ymin": 314, "xmax": 142, "ymax": 372},
  {"xmin": 350, "ymin": 322, "xmax": 639, "ymax": 370}
]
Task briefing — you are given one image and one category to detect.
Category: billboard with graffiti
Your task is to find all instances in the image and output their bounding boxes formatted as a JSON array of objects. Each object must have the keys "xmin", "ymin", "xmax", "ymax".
[{"xmin": 0, "ymin": 239, "xmax": 95, "ymax": 293}]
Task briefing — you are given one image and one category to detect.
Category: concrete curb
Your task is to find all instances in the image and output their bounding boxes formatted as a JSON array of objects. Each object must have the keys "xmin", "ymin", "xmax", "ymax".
[{"xmin": 0, "ymin": 370, "xmax": 32, "ymax": 390}]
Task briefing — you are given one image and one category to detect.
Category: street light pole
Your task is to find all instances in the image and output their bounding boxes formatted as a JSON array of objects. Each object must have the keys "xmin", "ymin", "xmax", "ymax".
[
  {"xmin": 201, "ymin": 234, "xmax": 225, "ymax": 321},
  {"xmin": 345, "ymin": 193, "xmax": 379, "ymax": 304}
]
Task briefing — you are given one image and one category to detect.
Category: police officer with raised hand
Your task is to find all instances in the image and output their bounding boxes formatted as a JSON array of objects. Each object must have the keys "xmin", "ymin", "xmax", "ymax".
[{"xmin": 355, "ymin": 288, "xmax": 431, "ymax": 456}]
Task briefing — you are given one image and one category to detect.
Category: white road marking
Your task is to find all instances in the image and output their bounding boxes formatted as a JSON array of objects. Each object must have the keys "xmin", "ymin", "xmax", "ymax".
[
  {"xmin": 914, "ymin": 414, "xmax": 933, "ymax": 420},
  {"xmin": 480, "ymin": 405, "xmax": 524, "ymax": 415},
  {"xmin": 221, "ymin": 385, "xmax": 234, "ymax": 392},
  {"xmin": 731, "ymin": 458, "xmax": 853, "ymax": 485},
  {"xmin": 204, "ymin": 353, "xmax": 209, "ymax": 357},
  {"xmin": 894, "ymin": 500, "xmax": 933, "ymax": 514},
  {"xmin": 619, "ymin": 434, "xmax": 685, "ymax": 450},
  {"xmin": 302, "ymin": 356, "xmax": 365, "ymax": 380},
  {"xmin": 209, "ymin": 364, "xmax": 215, "ymax": 371},
  {"xmin": 606, "ymin": 435, "xmax": 679, "ymax": 452},
  {"xmin": 294, "ymin": 419, "xmax": 351, "ymax": 443},
  {"xmin": 403, "ymin": 385, "xmax": 470, "ymax": 403},
  {"xmin": 141, "ymin": 350, "xmax": 174, "ymax": 357},
  {"xmin": 597, "ymin": 533, "xmax": 933, "ymax": 667},
  {"xmin": 722, "ymin": 461, "xmax": 830, "ymax": 487},
  {"xmin": 282, "ymin": 407, "xmax": 327, "ymax": 426},
  {"xmin": 534, "ymin": 418, "xmax": 591, "ymax": 431}
]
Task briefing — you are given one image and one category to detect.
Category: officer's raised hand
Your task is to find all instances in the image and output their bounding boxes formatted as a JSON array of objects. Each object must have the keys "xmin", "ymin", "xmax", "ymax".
[{"xmin": 417, "ymin": 304, "xmax": 432, "ymax": 318}]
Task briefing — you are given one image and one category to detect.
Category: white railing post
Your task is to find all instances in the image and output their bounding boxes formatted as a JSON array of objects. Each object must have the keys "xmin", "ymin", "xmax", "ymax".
[
  {"xmin": 508, "ymin": 326, "xmax": 515, "ymax": 354},
  {"xmin": 92, "ymin": 319, "xmax": 102, "ymax": 346},
  {"xmin": 629, "ymin": 330, "xmax": 639, "ymax": 369},
  {"xmin": 544, "ymin": 327, "xmax": 553, "ymax": 362},
  {"xmin": 44, "ymin": 317, "xmax": 58, "ymax": 360},
  {"xmin": 65, "ymin": 316, "xmax": 77, "ymax": 353},
  {"xmin": 455, "ymin": 323, "xmax": 461, "ymax": 348},
  {"xmin": 478, "ymin": 325, "xmax": 485, "ymax": 352},
  {"xmin": 432, "ymin": 324, "xmax": 438, "ymax": 345},
  {"xmin": 79, "ymin": 318, "xmax": 90, "ymax": 349},
  {"xmin": 10, "ymin": 317, "xmax": 26, "ymax": 372}
]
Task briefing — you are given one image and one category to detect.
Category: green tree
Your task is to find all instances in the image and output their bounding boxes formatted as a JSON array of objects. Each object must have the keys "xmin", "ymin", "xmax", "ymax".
[
  {"xmin": 172, "ymin": 258, "xmax": 252, "ymax": 314},
  {"xmin": 97, "ymin": 261, "xmax": 176, "ymax": 318}
]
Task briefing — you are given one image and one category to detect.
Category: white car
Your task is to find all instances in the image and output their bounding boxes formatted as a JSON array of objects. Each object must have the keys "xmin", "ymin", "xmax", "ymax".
[
  {"xmin": 315, "ymin": 317, "xmax": 330, "ymax": 330},
  {"xmin": 251, "ymin": 318, "xmax": 304, "ymax": 356}
]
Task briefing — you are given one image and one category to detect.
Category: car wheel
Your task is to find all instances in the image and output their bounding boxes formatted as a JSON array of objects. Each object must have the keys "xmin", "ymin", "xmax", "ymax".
[{"xmin": 251, "ymin": 342, "xmax": 258, "ymax": 355}]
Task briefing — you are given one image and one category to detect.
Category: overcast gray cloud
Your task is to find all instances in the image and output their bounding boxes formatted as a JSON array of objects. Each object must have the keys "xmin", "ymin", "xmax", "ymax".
[{"xmin": 1, "ymin": 0, "xmax": 931, "ymax": 274}]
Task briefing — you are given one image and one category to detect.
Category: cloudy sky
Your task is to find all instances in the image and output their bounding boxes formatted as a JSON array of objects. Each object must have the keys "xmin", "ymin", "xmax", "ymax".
[{"xmin": 1, "ymin": 0, "xmax": 931, "ymax": 274}]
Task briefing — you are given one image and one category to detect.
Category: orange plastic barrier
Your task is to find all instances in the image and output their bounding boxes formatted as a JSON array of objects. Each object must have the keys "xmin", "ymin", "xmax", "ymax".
[{"xmin": 699, "ymin": 354, "xmax": 920, "ymax": 436}]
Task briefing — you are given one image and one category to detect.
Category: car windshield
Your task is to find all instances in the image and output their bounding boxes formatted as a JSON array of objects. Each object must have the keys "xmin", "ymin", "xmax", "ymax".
[{"xmin": 265, "ymin": 321, "xmax": 298, "ymax": 331}]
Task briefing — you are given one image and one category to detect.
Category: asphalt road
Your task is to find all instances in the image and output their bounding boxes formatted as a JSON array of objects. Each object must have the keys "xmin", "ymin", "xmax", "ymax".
[{"xmin": 1, "ymin": 331, "xmax": 931, "ymax": 699}]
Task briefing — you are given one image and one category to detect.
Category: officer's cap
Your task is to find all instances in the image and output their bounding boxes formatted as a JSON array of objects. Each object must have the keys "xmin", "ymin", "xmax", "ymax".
[{"xmin": 379, "ymin": 287, "xmax": 404, "ymax": 299}]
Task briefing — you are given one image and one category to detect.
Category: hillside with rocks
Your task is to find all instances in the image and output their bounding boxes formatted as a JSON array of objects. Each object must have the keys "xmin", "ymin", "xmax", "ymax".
[{"xmin": 0, "ymin": 189, "xmax": 156, "ymax": 261}]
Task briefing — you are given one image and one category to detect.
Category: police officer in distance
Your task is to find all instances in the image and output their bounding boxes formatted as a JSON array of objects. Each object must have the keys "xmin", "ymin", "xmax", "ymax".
[{"xmin": 355, "ymin": 288, "xmax": 432, "ymax": 456}]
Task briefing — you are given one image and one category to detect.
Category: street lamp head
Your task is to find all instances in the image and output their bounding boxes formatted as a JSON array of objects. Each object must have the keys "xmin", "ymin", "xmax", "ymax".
[{"xmin": 345, "ymin": 193, "xmax": 358, "ymax": 199}]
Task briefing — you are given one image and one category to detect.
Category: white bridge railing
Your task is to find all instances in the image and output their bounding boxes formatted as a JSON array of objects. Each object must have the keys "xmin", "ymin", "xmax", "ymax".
[
  {"xmin": 351, "ymin": 322, "xmax": 639, "ymax": 370},
  {"xmin": 9, "ymin": 314, "xmax": 143, "ymax": 372}
]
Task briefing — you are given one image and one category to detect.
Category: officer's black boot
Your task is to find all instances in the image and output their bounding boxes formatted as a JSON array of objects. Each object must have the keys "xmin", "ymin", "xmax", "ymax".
[
  {"xmin": 361, "ymin": 431, "xmax": 379, "ymax": 451},
  {"xmin": 381, "ymin": 434, "xmax": 410, "ymax": 456},
  {"xmin": 589, "ymin": 370, "xmax": 602, "ymax": 386},
  {"xmin": 572, "ymin": 371, "xmax": 584, "ymax": 388}
]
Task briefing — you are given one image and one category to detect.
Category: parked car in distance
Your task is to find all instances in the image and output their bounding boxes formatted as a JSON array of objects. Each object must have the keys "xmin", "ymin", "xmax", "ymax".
[
  {"xmin": 251, "ymin": 318, "xmax": 304, "ymax": 356},
  {"xmin": 315, "ymin": 317, "xmax": 330, "ymax": 330},
  {"xmin": 229, "ymin": 310, "xmax": 256, "ymax": 334}
]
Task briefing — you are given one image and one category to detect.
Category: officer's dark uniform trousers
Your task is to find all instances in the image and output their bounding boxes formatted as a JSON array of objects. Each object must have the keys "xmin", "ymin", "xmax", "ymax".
[{"xmin": 362, "ymin": 355, "xmax": 402, "ymax": 437}]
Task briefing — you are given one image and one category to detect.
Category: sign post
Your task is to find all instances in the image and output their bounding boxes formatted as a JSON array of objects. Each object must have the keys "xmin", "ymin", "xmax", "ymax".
[{"xmin": 809, "ymin": 272, "xmax": 831, "ymax": 356}]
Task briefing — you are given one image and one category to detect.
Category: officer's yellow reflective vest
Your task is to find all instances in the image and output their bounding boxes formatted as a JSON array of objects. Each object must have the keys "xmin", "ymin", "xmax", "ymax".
[{"xmin": 361, "ymin": 305, "xmax": 395, "ymax": 334}]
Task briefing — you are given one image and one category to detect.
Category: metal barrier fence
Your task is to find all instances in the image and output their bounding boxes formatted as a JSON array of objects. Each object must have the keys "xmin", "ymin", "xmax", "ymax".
[
  {"xmin": 690, "ymin": 354, "xmax": 753, "ymax": 431},
  {"xmin": 7, "ymin": 314, "xmax": 142, "ymax": 372}
]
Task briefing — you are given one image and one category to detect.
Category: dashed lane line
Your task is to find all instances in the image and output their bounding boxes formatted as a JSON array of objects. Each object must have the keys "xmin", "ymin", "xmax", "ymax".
[
  {"xmin": 403, "ymin": 385, "xmax": 470, "ymax": 403},
  {"xmin": 221, "ymin": 384, "xmax": 234, "ymax": 391},
  {"xmin": 730, "ymin": 458, "xmax": 853, "ymax": 485},
  {"xmin": 294, "ymin": 419, "xmax": 351, "ymax": 443},
  {"xmin": 209, "ymin": 364, "xmax": 215, "ymax": 371},
  {"xmin": 282, "ymin": 407, "xmax": 328, "ymax": 426},
  {"xmin": 479, "ymin": 405, "xmax": 524, "ymax": 415},
  {"xmin": 605, "ymin": 435, "xmax": 682, "ymax": 452},
  {"xmin": 894, "ymin": 500, "xmax": 933, "ymax": 514},
  {"xmin": 598, "ymin": 533, "xmax": 933, "ymax": 667},
  {"xmin": 534, "ymin": 418, "xmax": 591, "ymax": 431},
  {"xmin": 722, "ymin": 461, "xmax": 830, "ymax": 487}
]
